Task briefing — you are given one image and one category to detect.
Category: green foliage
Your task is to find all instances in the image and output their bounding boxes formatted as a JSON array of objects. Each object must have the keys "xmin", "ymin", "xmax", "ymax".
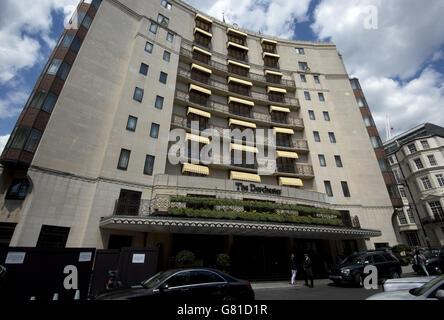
[
  {"xmin": 392, "ymin": 244, "xmax": 410, "ymax": 253},
  {"xmin": 175, "ymin": 250, "xmax": 195, "ymax": 266},
  {"xmin": 216, "ymin": 254, "xmax": 231, "ymax": 271}
]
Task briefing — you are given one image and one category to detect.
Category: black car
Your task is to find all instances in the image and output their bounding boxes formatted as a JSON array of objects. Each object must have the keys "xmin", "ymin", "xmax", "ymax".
[
  {"xmin": 412, "ymin": 248, "xmax": 444, "ymax": 275},
  {"xmin": 329, "ymin": 251, "xmax": 402, "ymax": 287},
  {"xmin": 95, "ymin": 268, "xmax": 255, "ymax": 301}
]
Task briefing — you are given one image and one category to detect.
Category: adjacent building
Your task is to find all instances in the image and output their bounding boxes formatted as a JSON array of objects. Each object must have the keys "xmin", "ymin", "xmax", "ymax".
[
  {"xmin": 0, "ymin": 0, "xmax": 399, "ymax": 278},
  {"xmin": 384, "ymin": 123, "xmax": 444, "ymax": 248}
]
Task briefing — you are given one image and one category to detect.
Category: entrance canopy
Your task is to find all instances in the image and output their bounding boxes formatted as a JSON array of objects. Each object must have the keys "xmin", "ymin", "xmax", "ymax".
[{"xmin": 100, "ymin": 216, "xmax": 381, "ymax": 240}]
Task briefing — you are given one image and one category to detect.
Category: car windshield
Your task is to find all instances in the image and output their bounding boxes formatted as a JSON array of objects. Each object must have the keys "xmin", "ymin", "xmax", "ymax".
[
  {"xmin": 422, "ymin": 250, "xmax": 438, "ymax": 259},
  {"xmin": 410, "ymin": 275, "xmax": 444, "ymax": 296},
  {"xmin": 340, "ymin": 254, "xmax": 364, "ymax": 265},
  {"xmin": 141, "ymin": 270, "xmax": 176, "ymax": 288}
]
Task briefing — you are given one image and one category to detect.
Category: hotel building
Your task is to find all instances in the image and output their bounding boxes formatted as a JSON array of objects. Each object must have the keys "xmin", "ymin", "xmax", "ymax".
[{"xmin": 0, "ymin": 0, "xmax": 399, "ymax": 278}]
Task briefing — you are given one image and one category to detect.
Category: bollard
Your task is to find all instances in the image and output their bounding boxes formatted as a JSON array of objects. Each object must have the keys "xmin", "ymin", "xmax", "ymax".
[
  {"xmin": 74, "ymin": 290, "xmax": 80, "ymax": 300},
  {"xmin": 53, "ymin": 293, "xmax": 59, "ymax": 300}
]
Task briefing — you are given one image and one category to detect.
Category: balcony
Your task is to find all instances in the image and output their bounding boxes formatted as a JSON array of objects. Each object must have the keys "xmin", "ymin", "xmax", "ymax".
[
  {"xmin": 177, "ymin": 68, "xmax": 299, "ymax": 108},
  {"xmin": 180, "ymin": 45, "xmax": 296, "ymax": 88},
  {"xmin": 114, "ymin": 199, "xmax": 151, "ymax": 216},
  {"xmin": 276, "ymin": 163, "xmax": 314, "ymax": 178}
]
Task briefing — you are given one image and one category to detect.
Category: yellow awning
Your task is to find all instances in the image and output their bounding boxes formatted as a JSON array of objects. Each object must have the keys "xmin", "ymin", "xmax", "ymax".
[
  {"xmin": 231, "ymin": 143, "xmax": 258, "ymax": 153},
  {"xmin": 192, "ymin": 46, "xmax": 212, "ymax": 56},
  {"xmin": 227, "ymin": 28, "xmax": 247, "ymax": 38},
  {"xmin": 263, "ymin": 52, "xmax": 280, "ymax": 59},
  {"xmin": 230, "ymin": 171, "xmax": 261, "ymax": 183},
  {"xmin": 279, "ymin": 177, "xmax": 303, "ymax": 187},
  {"xmin": 227, "ymin": 60, "xmax": 250, "ymax": 69},
  {"xmin": 195, "ymin": 13, "xmax": 212, "ymax": 24},
  {"xmin": 267, "ymin": 86, "xmax": 287, "ymax": 94},
  {"xmin": 270, "ymin": 105, "xmax": 290, "ymax": 113},
  {"xmin": 264, "ymin": 70, "xmax": 283, "ymax": 76},
  {"xmin": 189, "ymin": 84, "xmax": 211, "ymax": 95},
  {"xmin": 194, "ymin": 27, "xmax": 213, "ymax": 38},
  {"xmin": 276, "ymin": 151, "xmax": 299, "ymax": 159},
  {"xmin": 274, "ymin": 127, "xmax": 294, "ymax": 135},
  {"xmin": 182, "ymin": 163, "xmax": 210, "ymax": 176},
  {"xmin": 228, "ymin": 77, "xmax": 253, "ymax": 87},
  {"xmin": 186, "ymin": 133, "xmax": 210, "ymax": 144},
  {"xmin": 229, "ymin": 118, "xmax": 257, "ymax": 129},
  {"xmin": 188, "ymin": 107, "xmax": 211, "ymax": 118},
  {"xmin": 261, "ymin": 38, "xmax": 277, "ymax": 45},
  {"xmin": 191, "ymin": 63, "xmax": 212, "ymax": 74},
  {"xmin": 227, "ymin": 41, "xmax": 249, "ymax": 51},
  {"xmin": 228, "ymin": 96, "xmax": 254, "ymax": 107}
]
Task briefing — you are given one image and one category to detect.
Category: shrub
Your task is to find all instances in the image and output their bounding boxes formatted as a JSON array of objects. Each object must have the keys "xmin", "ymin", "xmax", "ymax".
[
  {"xmin": 175, "ymin": 250, "xmax": 195, "ymax": 266},
  {"xmin": 216, "ymin": 254, "xmax": 231, "ymax": 271}
]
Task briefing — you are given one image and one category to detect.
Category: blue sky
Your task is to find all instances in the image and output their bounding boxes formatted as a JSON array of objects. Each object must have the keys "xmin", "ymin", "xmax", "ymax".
[{"xmin": 1, "ymin": 0, "xmax": 444, "ymax": 152}]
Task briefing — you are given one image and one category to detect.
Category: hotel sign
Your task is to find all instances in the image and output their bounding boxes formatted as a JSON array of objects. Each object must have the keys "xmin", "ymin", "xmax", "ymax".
[{"xmin": 235, "ymin": 183, "xmax": 282, "ymax": 195}]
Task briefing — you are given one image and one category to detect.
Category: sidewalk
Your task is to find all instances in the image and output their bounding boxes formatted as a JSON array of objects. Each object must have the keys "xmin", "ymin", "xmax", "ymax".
[{"xmin": 251, "ymin": 279, "xmax": 331, "ymax": 290}]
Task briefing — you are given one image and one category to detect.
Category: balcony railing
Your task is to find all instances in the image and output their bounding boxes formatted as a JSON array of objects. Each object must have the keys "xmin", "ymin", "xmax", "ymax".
[
  {"xmin": 114, "ymin": 199, "xmax": 151, "ymax": 216},
  {"xmin": 179, "ymin": 46, "xmax": 296, "ymax": 88},
  {"xmin": 177, "ymin": 68, "xmax": 299, "ymax": 107}
]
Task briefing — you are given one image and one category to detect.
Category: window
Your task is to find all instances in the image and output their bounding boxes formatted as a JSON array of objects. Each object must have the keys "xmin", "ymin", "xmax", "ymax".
[
  {"xmin": 356, "ymin": 98, "xmax": 365, "ymax": 107},
  {"xmin": 399, "ymin": 187, "xmax": 407, "ymax": 198},
  {"xmin": 167, "ymin": 32, "xmax": 174, "ymax": 42},
  {"xmin": 427, "ymin": 155, "xmax": 437, "ymax": 166},
  {"xmin": 308, "ymin": 110, "xmax": 315, "ymax": 120},
  {"xmin": 314, "ymin": 75, "xmax": 320, "ymax": 84},
  {"xmin": 350, "ymin": 80, "xmax": 360, "ymax": 90},
  {"xmin": 140, "ymin": 63, "xmax": 149, "ymax": 76},
  {"xmin": 118, "ymin": 149, "xmax": 131, "ymax": 170},
  {"xmin": 155, "ymin": 95, "xmax": 164, "ymax": 109},
  {"xmin": 159, "ymin": 72, "xmax": 168, "ymax": 84},
  {"xmin": 335, "ymin": 155, "xmax": 343, "ymax": 168},
  {"xmin": 428, "ymin": 201, "xmax": 444, "ymax": 220},
  {"xmin": 298, "ymin": 62, "xmax": 308, "ymax": 70},
  {"xmin": 126, "ymin": 116, "xmax": 138, "ymax": 131},
  {"xmin": 82, "ymin": 15, "xmax": 92, "ymax": 29},
  {"xmin": 36, "ymin": 225, "xmax": 70, "ymax": 248},
  {"xmin": 133, "ymin": 87, "xmax": 144, "ymax": 102},
  {"xmin": 157, "ymin": 13, "xmax": 169, "ymax": 26},
  {"xmin": 144, "ymin": 155, "xmax": 155, "ymax": 175},
  {"xmin": 318, "ymin": 92, "xmax": 325, "ymax": 101},
  {"xmin": 300, "ymin": 74, "xmax": 306, "ymax": 83},
  {"xmin": 421, "ymin": 176, "xmax": 432, "ymax": 190},
  {"xmin": 313, "ymin": 131, "xmax": 320, "ymax": 142},
  {"xmin": 161, "ymin": 0, "xmax": 172, "ymax": 10},
  {"xmin": 388, "ymin": 156, "xmax": 394, "ymax": 164},
  {"xmin": 30, "ymin": 91, "xmax": 47, "ymax": 109},
  {"xmin": 10, "ymin": 127, "xmax": 31, "ymax": 149},
  {"xmin": 324, "ymin": 181, "xmax": 333, "ymax": 197},
  {"xmin": 414, "ymin": 158, "xmax": 424, "ymax": 169},
  {"xmin": 341, "ymin": 181, "xmax": 351, "ymax": 197},
  {"xmin": 165, "ymin": 271, "xmax": 191, "ymax": 288},
  {"xmin": 378, "ymin": 159, "xmax": 389, "ymax": 172},
  {"xmin": 150, "ymin": 23, "xmax": 158, "ymax": 34},
  {"xmin": 6, "ymin": 179, "xmax": 30, "ymax": 200},
  {"xmin": 408, "ymin": 143, "xmax": 417, "ymax": 154},
  {"xmin": 163, "ymin": 50, "xmax": 171, "ymax": 62},
  {"xmin": 150, "ymin": 123, "xmax": 160, "ymax": 139},
  {"xmin": 42, "ymin": 92, "xmax": 58, "ymax": 113},
  {"xmin": 328, "ymin": 132, "xmax": 336, "ymax": 143},
  {"xmin": 71, "ymin": 36, "xmax": 82, "ymax": 52},
  {"xmin": 323, "ymin": 111, "xmax": 330, "ymax": 121},
  {"xmin": 61, "ymin": 33, "xmax": 74, "ymax": 47},
  {"xmin": 295, "ymin": 48, "xmax": 305, "ymax": 54},
  {"xmin": 24, "ymin": 129, "xmax": 42, "ymax": 153},
  {"xmin": 145, "ymin": 41, "xmax": 153, "ymax": 53},
  {"xmin": 436, "ymin": 174, "xmax": 444, "ymax": 187},
  {"xmin": 363, "ymin": 115, "xmax": 376, "ymax": 127},
  {"xmin": 393, "ymin": 170, "xmax": 401, "ymax": 183},
  {"xmin": 421, "ymin": 140, "xmax": 430, "ymax": 149},
  {"xmin": 57, "ymin": 62, "xmax": 71, "ymax": 80},
  {"xmin": 370, "ymin": 136, "xmax": 382, "ymax": 148},
  {"xmin": 47, "ymin": 59, "xmax": 62, "ymax": 75},
  {"xmin": 190, "ymin": 270, "xmax": 224, "ymax": 285},
  {"xmin": 407, "ymin": 209, "xmax": 415, "ymax": 223},
  {"xmin": 318, "ymin": 155, "xmax": 326, "ymax": 167},
  {"xmin": 304, "ymin": 91, "xmax": 311, "ymax": 100}
]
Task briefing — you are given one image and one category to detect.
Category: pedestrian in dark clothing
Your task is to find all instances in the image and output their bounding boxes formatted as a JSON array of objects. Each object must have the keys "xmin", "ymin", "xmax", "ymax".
[
  {"xmin": 289, "ymin": 253, "xmax": 297, "ymax": 285},
  {"xmin": 303, "ymin": 253, "xmax": 314, "ymax": 288}
]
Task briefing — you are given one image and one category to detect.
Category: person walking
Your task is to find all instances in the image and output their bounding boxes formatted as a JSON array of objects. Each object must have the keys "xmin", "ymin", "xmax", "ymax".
[
  {"xmin": 414, "ymin": 249, "xmax": 430, "ymax": 277},
  {"xmin": 303, "ymin": 253, "xmax": 314, "ymax": 288},
  {"xmin": 289, "ymin": 253, "xmax": 297, "ymax": 285}
]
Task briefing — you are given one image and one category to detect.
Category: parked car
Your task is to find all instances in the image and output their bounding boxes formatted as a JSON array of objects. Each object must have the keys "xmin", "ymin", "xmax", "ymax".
[
  {"xmin": 382, "ymin": 276, "xmax": 436, "ymax": 292},
  {"xmin": 367, "ymin": 275, "xmax": 444, "ymax": 300},
  {"xmin": 94, "ymin": 268, "xmax": 255, "ymax": 301},
  {"xmin": 329, "ymin": 251, "xmax": 402, "ymax": 287},
  {"xmin": 412, "ymin": 248, "xmax": 444, "ymax": 275}
]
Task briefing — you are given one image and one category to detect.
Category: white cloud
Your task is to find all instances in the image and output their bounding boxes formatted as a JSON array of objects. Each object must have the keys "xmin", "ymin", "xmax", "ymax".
[
  {"xmin": 0, "ymin": 0, "xmax": 78, "ymax": 85},
  {"xmin": 0, "ymin": 90, "xmax": 29, "ymax": 119},
  {"xmin": 311, "ymin": 0, "xmax": 444, "ymax": 140},
  {"xmin": 185, "ymin": 0, "xmax": 311, "ymax": 38},
  {"xmin": 0, "ymin": 135, "xmax": 10, "ymax": 155}
]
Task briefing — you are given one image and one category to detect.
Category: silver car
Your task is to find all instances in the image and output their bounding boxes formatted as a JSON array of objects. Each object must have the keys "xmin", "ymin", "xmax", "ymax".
[
  {"xmin": 367, "ymin": 275, "xmax": 444, "ymax": 300},
  {"xmin": 382, "ymin": 276, "xmax": 436, "ymax": 292}
]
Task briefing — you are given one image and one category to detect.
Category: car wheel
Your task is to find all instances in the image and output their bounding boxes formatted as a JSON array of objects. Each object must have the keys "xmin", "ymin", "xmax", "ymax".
[{"xmin": 355, "ymin": 273, "xmax": 363, "ymax": 288}]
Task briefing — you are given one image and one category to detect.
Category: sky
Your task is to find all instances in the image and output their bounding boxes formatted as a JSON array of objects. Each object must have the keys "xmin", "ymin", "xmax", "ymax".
[{"xmin": 0, "ymin": 0, "xmax": 443, "ymax": 154}]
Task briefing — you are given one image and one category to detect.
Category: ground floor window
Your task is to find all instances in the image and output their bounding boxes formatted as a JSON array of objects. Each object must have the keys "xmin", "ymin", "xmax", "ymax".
[
  {"xmin": 405, "ymin": 231, "xmax": 420, "ymax": 247},
  {"xmin": 36, "ymin": 225, "xmax": 70, "ymax": 248},
  {"xmin": 0, "ymin": 222, "xmax": 17, "ymax": 248},
  {"xmin": 108, "ymin": 235, "xmax": 133, "ymax": 249}
]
